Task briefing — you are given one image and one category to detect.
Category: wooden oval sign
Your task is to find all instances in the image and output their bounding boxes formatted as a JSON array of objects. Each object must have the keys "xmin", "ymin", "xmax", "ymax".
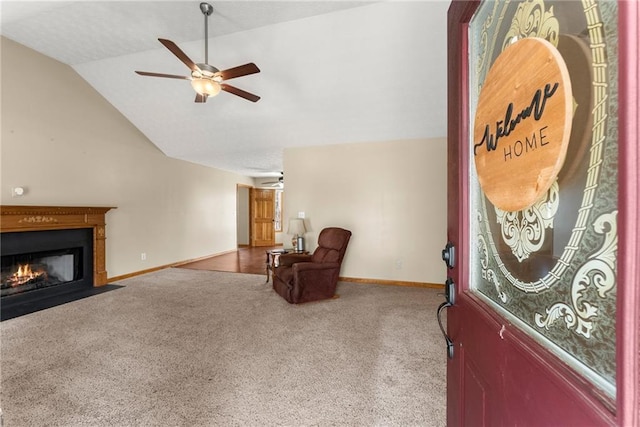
[{"xmin": 473, "ymin": 37, "xmax": 573, "ymax": 212}]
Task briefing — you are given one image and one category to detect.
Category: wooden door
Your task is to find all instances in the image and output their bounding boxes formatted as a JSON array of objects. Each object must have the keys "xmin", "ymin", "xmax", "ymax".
[
  {"xmin": 250, "ymin": 188, "xmax": 275, "ymax": 247},
  {"xmin": 445, "ymin": 1, "xmax": 639, "ymax": 425}
]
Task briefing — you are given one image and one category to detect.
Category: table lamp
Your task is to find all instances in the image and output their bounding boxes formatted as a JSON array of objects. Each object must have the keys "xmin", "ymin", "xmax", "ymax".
[{"xmin": 287, "ymin": 218, "xmax": 307, "ymax": 252}]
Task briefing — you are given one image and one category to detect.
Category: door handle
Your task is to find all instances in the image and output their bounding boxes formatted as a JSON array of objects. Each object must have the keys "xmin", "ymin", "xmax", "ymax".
[
  {"xmin": 442, "ymin": 241, "xmax": 455, "ymax": 269},
  {"xmin": 437, "ymin": 277, "xmax": 455, "ymax": 359}
]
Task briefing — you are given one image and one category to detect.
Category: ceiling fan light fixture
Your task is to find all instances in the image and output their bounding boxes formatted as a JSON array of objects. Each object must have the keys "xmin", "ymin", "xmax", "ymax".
[{"xmin": 191, "ymin": 77, "xmax": 221, "ymax": 96}]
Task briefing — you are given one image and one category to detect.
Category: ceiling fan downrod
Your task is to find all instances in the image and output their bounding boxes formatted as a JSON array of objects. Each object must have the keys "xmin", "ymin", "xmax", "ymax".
[{"xmin": 200, "ymin": 2, "xmax": 213, "ymax": 64}]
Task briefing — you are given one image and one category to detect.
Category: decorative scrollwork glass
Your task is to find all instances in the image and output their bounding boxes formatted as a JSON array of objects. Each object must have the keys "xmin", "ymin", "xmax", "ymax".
[{"xmin": 468, "ymin": 0, "xmax": 618, "ymax": 397}]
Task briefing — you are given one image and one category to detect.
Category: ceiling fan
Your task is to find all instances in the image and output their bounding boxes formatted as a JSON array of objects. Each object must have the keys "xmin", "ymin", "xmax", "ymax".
[
  {"xmin": 263, "ymin": 172, "xmax": 284, "ymax": 187},
  {"xmin": 135, "ymin": 2, "xmax": 260, "ymax": 103}
]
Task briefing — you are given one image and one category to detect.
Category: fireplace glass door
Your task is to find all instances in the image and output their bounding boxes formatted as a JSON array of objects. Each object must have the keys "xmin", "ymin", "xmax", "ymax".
[
  {"xmin": 0, "ymin": 228, "xmax": 94, "ymax": 302},
  {"xmin": 1, "ymin": 247, "xmax": 83, "ymax": 297}
]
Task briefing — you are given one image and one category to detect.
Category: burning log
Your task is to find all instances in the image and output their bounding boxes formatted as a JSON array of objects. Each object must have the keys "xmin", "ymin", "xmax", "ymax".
[{"xmin": 1, "ymin": 263, "xmax": 50, "ymax": 297}]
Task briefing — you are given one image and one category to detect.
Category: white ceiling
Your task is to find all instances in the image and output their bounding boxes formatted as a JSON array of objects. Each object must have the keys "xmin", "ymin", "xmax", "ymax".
[{"xmin": 0, "ymin": 1, "xmax": 449, "ymax": 178}]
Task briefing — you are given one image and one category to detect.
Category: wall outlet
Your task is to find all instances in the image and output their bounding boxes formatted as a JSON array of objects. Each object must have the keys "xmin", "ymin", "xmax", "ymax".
[
  {"xmin": 395, "ymin": 259, "xmax": 403, "ymax": 270},
  {"xmin": 141, "ymin": 252, "xmax": 147, "ymax": 261},
  {"xmin": 298, "ymin": 211, "xmax": 305, "ymax": 218}
]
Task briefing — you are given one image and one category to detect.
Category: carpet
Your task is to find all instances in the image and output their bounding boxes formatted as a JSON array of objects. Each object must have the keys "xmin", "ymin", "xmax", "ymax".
[{"xmin": 1, "ymin": 268, "xmax": 446, "ymax": 426}]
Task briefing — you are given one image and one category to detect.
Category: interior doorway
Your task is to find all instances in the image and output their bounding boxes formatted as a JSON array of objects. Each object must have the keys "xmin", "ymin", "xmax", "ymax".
[{"xmin": 237, "ymin": 184, "xmax": 283, "ymax": 248}]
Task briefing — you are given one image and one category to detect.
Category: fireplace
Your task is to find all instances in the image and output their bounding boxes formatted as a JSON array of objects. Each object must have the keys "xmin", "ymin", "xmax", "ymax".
[
  {"xmin": 1, "ymin": 228, "xmax": 93, "ymax": 299},
  {"xmin": 0, "ymin": 206, "xmax": 115, "ymax": 319}
]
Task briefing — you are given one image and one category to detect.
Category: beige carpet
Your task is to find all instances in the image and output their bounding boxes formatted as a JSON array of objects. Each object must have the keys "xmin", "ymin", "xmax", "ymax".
[{"xmin": 1, "ymin": 268, "xmax": 446, "ymax": 426}]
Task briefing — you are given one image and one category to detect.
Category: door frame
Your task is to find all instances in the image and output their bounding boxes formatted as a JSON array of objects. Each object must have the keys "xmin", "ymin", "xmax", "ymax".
[
  {"xmin": 616, "ymin": 0, "xmax": 640, "ymax": 422},
  {"xmin": 446, "ymin": 1, "xmax": 639, "ymax": 424}
]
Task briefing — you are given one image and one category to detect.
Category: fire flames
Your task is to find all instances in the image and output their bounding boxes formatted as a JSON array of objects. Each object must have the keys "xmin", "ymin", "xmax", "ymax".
[{"xmin": 7, "ymin": 264, "xmax": 46, "ymax": 287}]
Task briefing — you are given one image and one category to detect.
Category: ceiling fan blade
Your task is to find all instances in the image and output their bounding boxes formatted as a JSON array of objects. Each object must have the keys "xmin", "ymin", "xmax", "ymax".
[
  {"xmin": 222, "ymin": 84, "xmax": 260, "ymax": 102},
  {"xmin": 158, "ymin": 38, "xmax": 200, "ymax": 73},
  {"xmin": 135, "ymin": 71, "xmax": 190, "ymax": 80},
  {"xmin": 195, "ymin": 93, "xmax": 208, "ymax": 103},
  {"xmin": 218, "ymin": 63, "xmax": 261, "ymax": 81}
]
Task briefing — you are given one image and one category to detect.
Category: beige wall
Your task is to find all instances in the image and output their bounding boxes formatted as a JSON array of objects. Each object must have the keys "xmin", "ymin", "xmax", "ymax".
[
  {"xmin": 284, "ymin": 138, "xmax": 447, "ymax": 285},
  {"xmin": 1, "ymin": 37, "xmax": 253, "ymax": 278},
  {"xmin": 236, "ymin": 186, "xmax": 250, "ymax": 246}
]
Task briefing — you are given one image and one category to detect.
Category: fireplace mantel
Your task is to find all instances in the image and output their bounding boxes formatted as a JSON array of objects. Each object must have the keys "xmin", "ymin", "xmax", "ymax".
[{"xmin": 0, "ymin": 205, "xmax": 115, "ymax": 286}]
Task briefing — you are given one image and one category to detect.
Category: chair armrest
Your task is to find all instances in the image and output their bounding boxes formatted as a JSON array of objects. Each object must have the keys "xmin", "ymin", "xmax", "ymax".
[
  {"xmin": 292, "ymin": 262, "xmax": 339, "ymax": 273},
  {"xmin": 290, "ymin": 262, "xmax": 342, "ymax": 303},
  {"xmin": 278, "ymin": 253, "xmax": 312, "ymax": 267},
  {"xmin": 292, "ymin": 262, "xmax": 341, "ymax": 283}
]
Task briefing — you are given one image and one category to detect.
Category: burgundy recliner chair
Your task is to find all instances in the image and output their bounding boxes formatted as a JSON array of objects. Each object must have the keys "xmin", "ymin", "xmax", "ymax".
[{"xmin": 272, "ymin": 227, "xmax": 352, "ymax": 304}]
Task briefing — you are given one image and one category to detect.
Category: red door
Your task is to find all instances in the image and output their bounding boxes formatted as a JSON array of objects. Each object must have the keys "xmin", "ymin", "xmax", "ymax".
[{"xmin": 445, "ymin": 1, "xmax": 639, "ymax": 425}]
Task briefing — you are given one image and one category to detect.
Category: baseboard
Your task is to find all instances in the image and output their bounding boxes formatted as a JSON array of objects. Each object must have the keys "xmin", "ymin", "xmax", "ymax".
[
  {"xmin": 108, "ymin": 250, "xmax": 238, "ymax": 282},
  {"xmin": 108, "ymin": 264, "xmax": 172, "ymax": 282},
  {"xmin": 339, "ymin": 276, "xmax": 444, "ymax": 289},
  {"xmin": 171, "ymin": 250, "xmax": 237, "ymax": 267},
  {"xmin": 109, "ymin": 261, "xmax": 444, "ymax": 290}
]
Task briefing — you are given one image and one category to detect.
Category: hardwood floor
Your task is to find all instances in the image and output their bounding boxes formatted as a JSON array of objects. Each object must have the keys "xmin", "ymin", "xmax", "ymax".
[{"xmin": 177, "ymin": 246, "xmax": 283, "ymax": 275}]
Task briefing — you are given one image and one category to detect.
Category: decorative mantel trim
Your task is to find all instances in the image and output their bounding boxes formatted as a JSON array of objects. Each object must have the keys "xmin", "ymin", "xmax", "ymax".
[{"xmin": 0, "ymin": 205, "xmax": 116, "ymax": 286}]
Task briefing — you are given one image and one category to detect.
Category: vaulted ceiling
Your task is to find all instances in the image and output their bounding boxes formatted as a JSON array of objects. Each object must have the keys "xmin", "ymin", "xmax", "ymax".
[{"xmin": 1, "ymin": 1, "xmax": 449, "ymax": 178}]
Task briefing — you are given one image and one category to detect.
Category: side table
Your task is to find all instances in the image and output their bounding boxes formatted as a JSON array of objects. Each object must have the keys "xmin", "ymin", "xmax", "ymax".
[{"xmin": 265, "ymin": 249, "xmax": 290, "ymax": 283}]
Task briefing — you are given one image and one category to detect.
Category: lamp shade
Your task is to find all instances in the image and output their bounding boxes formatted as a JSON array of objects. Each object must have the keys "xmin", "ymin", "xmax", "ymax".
[
  {"xmin": 191, "ymin": 78, "xmax": 221, "ymax": 96},
  {"xmin": 287, "ymin": 218, "xmax": 306, "ymax": 236}
]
